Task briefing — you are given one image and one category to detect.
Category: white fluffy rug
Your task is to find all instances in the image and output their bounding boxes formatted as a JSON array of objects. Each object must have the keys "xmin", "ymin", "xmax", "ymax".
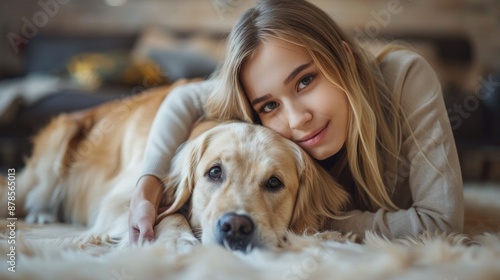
[{"xmin": 1, "ymin": 183, "xmax": 500, "ymax": 280}]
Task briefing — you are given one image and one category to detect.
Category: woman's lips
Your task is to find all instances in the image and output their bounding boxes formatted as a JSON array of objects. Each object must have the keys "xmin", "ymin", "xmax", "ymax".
[{"xmin": 297, "ymin": 122, "xmax": 329, "ymax": 147}]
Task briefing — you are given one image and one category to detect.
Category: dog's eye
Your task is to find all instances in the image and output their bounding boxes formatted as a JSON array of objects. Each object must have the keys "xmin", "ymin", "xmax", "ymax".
[
  {"xmin": 266, "ymin": 176, "xmax": 283, "ymax": 191},
  {"xmin": 208, "ymin": 166, "xmax": 222, "ymax": 180}
]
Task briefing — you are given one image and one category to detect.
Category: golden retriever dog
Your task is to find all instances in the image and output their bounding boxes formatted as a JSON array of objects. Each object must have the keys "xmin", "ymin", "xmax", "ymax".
[
  {"xmin": 0, "ymin": 80, "xmax": 349, "ymax": 252},
  {"xmin": 158, "ymin": 121, "xmax": 349, "ymax": 251}
]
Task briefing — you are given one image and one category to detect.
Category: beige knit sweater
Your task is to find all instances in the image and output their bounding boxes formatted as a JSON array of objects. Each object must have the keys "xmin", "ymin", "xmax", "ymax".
[{"xmin": 140, "ymin": 50, "xmax": 464, "ymax": 239}]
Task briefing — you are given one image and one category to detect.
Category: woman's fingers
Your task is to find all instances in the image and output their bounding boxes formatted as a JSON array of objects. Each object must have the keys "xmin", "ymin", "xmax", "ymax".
[
  {"xmin": 129, "ymin": 200, "xmax": 157, "ymax": 245},
  {"xmin": 136, "ymin": 218, "xmax": 155, "ymax": 245}
]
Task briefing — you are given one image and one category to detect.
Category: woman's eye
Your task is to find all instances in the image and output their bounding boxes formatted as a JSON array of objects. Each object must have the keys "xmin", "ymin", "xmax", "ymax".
[
  {"xmin": 266, "ymin": 176, "xmax": 283, "ymax": 191},
  {"xmin": 208, "ymin": 166, "xmax": 222, "ymax": 180},
  {"xmin": 260, "ymin": 101, "xmax": 279, "ymax": 113},
  {"xmin": 298, "ymin": 74, "xmax": 315, "ymax": 91}
]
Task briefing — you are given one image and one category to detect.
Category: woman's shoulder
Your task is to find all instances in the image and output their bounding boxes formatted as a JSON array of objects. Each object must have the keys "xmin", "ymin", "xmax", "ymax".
[
  {"xmin": 376, "ymin": 47, "xmax": 442, "ymax": 111},
  {"xmin": 377, "ymin": 47, "xmax": 436, "ymax": 82}
]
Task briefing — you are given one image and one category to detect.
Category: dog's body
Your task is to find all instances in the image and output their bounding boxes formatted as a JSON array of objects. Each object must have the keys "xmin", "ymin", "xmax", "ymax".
[{"xmin": 0, "ymin": 80, "xmax": 349, "ymax": 251}]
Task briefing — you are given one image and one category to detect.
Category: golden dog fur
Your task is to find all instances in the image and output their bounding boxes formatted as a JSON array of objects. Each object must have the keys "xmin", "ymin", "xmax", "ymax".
[{"xmin": 0, "ymin": 80, "xmax": 349, "ymax": 250}]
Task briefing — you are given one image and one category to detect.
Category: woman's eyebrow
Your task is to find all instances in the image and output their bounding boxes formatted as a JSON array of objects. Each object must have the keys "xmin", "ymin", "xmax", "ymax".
[
  {"xmin": 283, "ymin": 62, "xmax": 313, "ymax": 85},
  {"xmin": 251, "ymin": 94, "xmax": 272, "ymax": 106},
  {"xmin": 251, "ymin": 61, "xmax": 313, "ymax": 107}
]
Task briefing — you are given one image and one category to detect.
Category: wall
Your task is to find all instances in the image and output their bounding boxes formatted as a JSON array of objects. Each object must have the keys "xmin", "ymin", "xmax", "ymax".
[{"xmin": 1, "ymin": 0, "xmax": 498, "ymax": 74}]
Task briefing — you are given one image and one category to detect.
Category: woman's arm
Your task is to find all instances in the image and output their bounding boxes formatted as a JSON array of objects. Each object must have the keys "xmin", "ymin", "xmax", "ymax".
[
  {"xmin": 328, "ymin": 51, "xmax": 464, "ymax": 239},
  {"xmin": 129, "ymin": 80, "xmax": 215, "ymax": 244},
  {"xmin": 141, "ymin": 80, "xmax": 215, "ymax": 180},
  {"xmin": 129, "ymin": 175, "xmax": 163, "ymax": 244}
]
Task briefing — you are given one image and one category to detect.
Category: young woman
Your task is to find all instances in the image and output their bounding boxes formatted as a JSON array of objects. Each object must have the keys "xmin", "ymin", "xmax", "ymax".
[{"xmin": 129, "ymin": 0, "xmax": 463, "ymax": 244}]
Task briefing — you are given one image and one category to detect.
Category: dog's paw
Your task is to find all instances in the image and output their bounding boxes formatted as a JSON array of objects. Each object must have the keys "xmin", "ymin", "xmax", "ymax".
[
  {"xmin": 174, "ymin": 232, "xmax": 200, "ymax": 254},
  {"xmin": 25, "ymin": 211, "xmax": 58, "ymax": 224},
  {"xmin": 154, "ymin": 213, "xmax": 200, "ymax": 254},
  {"xmin": 155, "ymin": 232, "xmax": 199, "ymax": 254}
]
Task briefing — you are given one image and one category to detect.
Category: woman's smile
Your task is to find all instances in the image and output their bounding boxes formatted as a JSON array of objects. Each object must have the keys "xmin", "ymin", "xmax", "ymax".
[{"xmin": 296, "ymin": 122, "xmax": 329, "ymax": 148}]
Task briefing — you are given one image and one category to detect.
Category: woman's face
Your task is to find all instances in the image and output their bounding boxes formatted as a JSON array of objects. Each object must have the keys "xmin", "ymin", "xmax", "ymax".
[{"xmin": 241, "ymin": 38, "xmax": 350, "ymax": 160}]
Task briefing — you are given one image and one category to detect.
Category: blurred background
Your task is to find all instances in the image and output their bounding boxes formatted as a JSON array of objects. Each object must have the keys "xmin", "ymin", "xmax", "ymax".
[{"xmin": 0, "ymin": 0, "xmax": 499, "ymax": 182}]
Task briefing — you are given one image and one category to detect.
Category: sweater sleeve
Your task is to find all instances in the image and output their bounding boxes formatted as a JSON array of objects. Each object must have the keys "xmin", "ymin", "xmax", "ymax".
[
  {"xmin": 138, "ymin": 80, "xmax": 214, "ymax": 183},
  {"xmin": 328, "ymin": 51, "xmax": 464, "ymax": 238}
]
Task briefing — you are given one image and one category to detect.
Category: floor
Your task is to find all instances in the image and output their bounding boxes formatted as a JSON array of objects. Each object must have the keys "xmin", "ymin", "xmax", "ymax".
[{"xmin": 459, "ymin": 149, "xmax": 500, "ymax": 182}]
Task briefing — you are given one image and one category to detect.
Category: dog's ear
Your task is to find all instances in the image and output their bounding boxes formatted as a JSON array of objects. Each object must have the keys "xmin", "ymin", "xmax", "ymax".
[
  {"xmin": 156, "ymin": 133, "xmax": 210, "ymax": 221},
  {"xmin": 288, "ymin": 143, "xmax": 350, "ymax": 233}
]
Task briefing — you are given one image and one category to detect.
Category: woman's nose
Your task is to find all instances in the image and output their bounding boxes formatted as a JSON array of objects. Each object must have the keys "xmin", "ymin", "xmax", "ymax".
[{"xmin": 286, "ymin": 102, "xmax": 312, "ymax": 129}]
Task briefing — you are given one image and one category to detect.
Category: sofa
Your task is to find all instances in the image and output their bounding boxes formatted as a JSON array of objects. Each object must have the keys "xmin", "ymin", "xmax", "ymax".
[{"xmin": 0, "ymin": 31, "xmax": 219, "ymax": 169}]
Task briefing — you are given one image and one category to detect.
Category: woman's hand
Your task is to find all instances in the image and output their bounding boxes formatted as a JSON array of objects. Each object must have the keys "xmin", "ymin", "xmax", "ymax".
[{"xmin": 129, "ymin": 175, "xmax": 163, "ymax": 245}]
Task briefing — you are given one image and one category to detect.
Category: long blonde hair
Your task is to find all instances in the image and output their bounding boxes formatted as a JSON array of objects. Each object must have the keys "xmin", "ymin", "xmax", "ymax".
[{"xmin": 206, "ymin": 0, "xmax": 404, "ymax": 211}]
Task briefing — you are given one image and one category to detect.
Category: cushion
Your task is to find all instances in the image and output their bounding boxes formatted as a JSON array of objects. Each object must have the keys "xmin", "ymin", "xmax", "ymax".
[{"xmin": 147, "ymin": 49, "xmax": 218, "ymax": 81}]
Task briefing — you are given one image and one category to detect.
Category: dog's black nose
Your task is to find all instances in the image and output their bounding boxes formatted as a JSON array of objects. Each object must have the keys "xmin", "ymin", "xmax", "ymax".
[{"xmin": 216, "ymin": 212, "xmax": 255, "ymax": 251}]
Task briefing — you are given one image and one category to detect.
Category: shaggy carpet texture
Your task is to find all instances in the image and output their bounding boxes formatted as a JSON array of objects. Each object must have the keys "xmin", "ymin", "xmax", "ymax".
[{"xmin": 1, "ymin": 183, "xmax": 499, "ymax": 280}]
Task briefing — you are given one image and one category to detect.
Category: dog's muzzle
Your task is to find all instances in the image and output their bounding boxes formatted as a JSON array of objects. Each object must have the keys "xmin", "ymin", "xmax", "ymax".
[{"xmin": 216, "ymin": 212, "xmax": 255, "ymax": 252}]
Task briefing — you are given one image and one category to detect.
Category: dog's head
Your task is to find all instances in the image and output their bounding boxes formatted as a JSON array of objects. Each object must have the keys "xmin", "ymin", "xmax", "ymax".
[{"xmin": 158, "ymin": 122, "xmax": 349, "ymax": 251}]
